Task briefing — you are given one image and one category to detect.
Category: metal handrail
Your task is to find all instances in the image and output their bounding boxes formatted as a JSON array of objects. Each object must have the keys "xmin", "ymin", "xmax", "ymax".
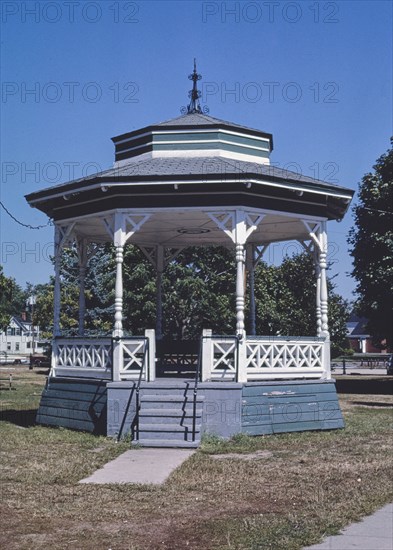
[
  {"xmin": 133, "ymin": 338, "xmax": 149, "ymax": 443},
  {"xmin": 192, "ymin": 337, "xmax": 204, "ymax": 442}
]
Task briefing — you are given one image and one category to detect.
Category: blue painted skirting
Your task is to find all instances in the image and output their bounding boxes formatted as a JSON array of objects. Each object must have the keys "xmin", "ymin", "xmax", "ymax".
[
  {"xmin": 36, "ymin": 377, "xmax": 107, "ymax": 435},
  {"xmin": 242, "ymin": 380, "xmax": 344, "ymax": 435},
  {"xmin": 36, "ymin": 378, "xmax": 344, "ymax": 440}
]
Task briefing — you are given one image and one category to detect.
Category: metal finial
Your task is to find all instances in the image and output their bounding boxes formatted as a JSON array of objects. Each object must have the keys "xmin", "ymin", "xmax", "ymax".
[{"xmin": 187, "ymin": 58, "xmax": 202, "ymax": 114}]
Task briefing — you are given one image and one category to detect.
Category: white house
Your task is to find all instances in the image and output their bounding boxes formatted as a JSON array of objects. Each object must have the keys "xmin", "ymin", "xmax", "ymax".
[{"xmin": 0, "ymin": 316, "xmax": 42, "ymax": 358}]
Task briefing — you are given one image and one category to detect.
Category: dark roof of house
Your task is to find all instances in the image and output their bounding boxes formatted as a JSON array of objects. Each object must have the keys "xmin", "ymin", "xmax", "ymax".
[
  {"xmin": 10, "ymin": 316, "xmax": 32, "ymax": 330},
  {"xmin": 347, "ymin": 315, "xmax": 370, "ymax": 337}
]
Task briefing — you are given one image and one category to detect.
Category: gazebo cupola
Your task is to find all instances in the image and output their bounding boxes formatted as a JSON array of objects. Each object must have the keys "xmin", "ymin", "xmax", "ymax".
[{"xmin": 112, "ymin": 63, "xmax": 272, "ymax": 167}]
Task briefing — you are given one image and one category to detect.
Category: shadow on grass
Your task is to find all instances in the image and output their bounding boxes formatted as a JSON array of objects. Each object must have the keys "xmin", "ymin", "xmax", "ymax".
[
  {"xmin": 336, "ymin": 378, "xmax": 393, "ymax": 395},
  {"xmin": 350, "ymin": 401, "xmax": 393, "ymax": 408},
  {"xmin": 0, "ymin": 408, "xmax": 37, "ymax": 427}
]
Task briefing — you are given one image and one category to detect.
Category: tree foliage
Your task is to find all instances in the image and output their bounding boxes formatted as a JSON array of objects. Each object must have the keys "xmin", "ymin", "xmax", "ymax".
[
  {"xmin": 26, "ymin": 246, "xmax": 350, "ymax": 355},
  {"xmin": 254, "ymin": 253, "xmax": 350, "ymax": 356},
  {"xmin": 348, "ymin": 139, "xmax": 393, "ymax": 349},
  {"xmin": 0, "ymin": 266, "xmax": 26, "ymax": 331},
  {"xmin": 162, "ymin": 247, "xmax": 235, "ymax": 339}
]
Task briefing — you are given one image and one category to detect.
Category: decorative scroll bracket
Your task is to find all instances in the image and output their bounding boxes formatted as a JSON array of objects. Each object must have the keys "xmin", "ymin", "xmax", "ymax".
[{"xmin": 208, "ymin": 210, "xmax": 265, "ymax": 244}]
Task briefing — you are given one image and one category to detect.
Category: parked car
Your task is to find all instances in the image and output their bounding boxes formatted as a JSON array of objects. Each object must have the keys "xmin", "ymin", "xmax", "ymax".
[{"xmin": 29, "ymin": 353, "xmax": 51, "ymax": 369}]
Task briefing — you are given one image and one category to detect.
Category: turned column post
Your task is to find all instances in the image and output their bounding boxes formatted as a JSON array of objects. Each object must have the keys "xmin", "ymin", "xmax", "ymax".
[
  {"xmin": 235, "ymin": 212, "xmax": 247, "ymax": 337},
  {"xmin": 113, "ymin": 243, "xmax": 125, "ymax": 338},
  {"xmin": 318, "ymin": 221, "xmax": 331, "ymax": 379},
  {"xmin": 235, "ymin": 211, "xmax": 247, "ymax": 383},
  {"xmin": 319, "ymin": 222, "xmax": 329, "ymax": 339},
  {"xmin": 314, "ymin": 247, "xmax": 322, "ymax": 337},
  {"xmin": 247, "ymin": 244, "xmax": 256, "ymax": 336},
  {"xmin": 109, "ymin": 211, "xmax": 151, "ymax": 381}
]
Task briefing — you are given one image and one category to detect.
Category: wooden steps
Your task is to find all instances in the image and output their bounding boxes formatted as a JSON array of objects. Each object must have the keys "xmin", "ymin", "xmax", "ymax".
[{"xmin": 133, "ymin": 382, "xmax": 204, "ymax": 448}]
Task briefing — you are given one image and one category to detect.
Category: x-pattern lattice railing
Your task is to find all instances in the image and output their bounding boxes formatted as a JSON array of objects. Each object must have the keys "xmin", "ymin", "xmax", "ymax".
[
  {"xmin": 119, "ymin": 338, "xmax": 148, "ymax": 380},
  {"xmin": 55, "ymin": 338, "xmax": 112, "ymax": 370},
  {"xmin": 246, "ymin": 338, "xmax": 324, "ymax": 376},
  {"xmin": 211, "ymin": 339, "xmax": 238, "ymax": 379}
]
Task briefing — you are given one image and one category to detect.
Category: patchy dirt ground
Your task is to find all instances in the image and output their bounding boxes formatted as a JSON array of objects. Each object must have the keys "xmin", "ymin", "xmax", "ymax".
[{"xmin": 1, "ymin": 372, "xmax": 392, "ymax": 549}]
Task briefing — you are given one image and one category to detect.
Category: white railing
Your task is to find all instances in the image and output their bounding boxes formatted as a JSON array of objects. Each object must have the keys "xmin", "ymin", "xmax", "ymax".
[
  {"xmin": 246, "ymin": 336, "xmax": 326, "ymax": 380},
  {"xmin": 201, "ymin": 333, "xmax": 328, "ymax": 382},
  {"xmin": 113, "ymin": 330, "xmax": 156, "ymax": 382},
  {"xmin": 52, "ymin": 338, "xmax": 112, "ymax": 379},
  {"xmin": 52, "ymin": 330, "xmax": 156, "ymax": 381},
  {"xmin": 117, "ymin": 338, "xmax": 148, "ymax": 380},
  {"xmin": 201, "ymin": 331, "xmax": 238, "ymax": 381}
]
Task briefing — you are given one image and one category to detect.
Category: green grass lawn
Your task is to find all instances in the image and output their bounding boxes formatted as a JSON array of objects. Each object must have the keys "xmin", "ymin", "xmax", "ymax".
[{"xmin": 1, "ymin": 368, "xmax": 392, "ymax": 549}]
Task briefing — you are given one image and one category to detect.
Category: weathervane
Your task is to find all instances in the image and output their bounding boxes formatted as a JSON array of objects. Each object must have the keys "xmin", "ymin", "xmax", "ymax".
[{"xmin": 181, "ymin": 59, "xmax": 209, "ymax": 115}]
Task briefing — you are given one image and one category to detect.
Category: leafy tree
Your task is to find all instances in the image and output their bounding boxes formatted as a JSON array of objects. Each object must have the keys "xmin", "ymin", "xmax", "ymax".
[
  {"xmin": 33, "ymin": 246, "xmax": 113, "ymax": 338},
  {"xmin": 0, "ymin": 265, "xmax": 26, "ymax": 330},
  {"xmin": 29, "ymin": 244, "xmax": 349, "ymax": 357},
  {"xmin": 122, "ymin": 245, "xmax": 156, "ymax": 334},
  {"xmin": 329, "ymin": 291, "xmax": 351, "ymax": 357},
  {"xmin": 162, "ymin": 247, "xmax": 235, "ymax": 339},
  {"xmin": 348, "ymin": 139, "xmax": 393, "ymax": 349},
  {"xmin": 0, "ymin": 266, "xmax": 14, "ymax": 330},
  {"xmin": 253, "ymin": 252, "xmax": 350, "ymax": 356}
]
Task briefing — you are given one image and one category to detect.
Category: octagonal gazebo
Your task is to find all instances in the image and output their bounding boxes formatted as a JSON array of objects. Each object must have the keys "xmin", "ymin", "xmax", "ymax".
[{"xmin": 26, "ymin": 64, "xmax": 353, "ymax": 446}]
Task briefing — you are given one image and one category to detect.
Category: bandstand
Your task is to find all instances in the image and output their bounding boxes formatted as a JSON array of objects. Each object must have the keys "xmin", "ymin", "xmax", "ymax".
[{"xmin": 26, "ymin": 64, "xmax": 354, "ymax": 446}]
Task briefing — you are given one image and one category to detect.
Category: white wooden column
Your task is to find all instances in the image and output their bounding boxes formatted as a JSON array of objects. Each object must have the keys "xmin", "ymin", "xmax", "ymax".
[
  {"xmin": 235, "ymin": 211, "xmax": 247, "ymax": 336},
  {"xmin": 113, "ymin": 243, "xmax": 124, "ymax": 337},
  {"xmin": 201, "ymin": 328, "xmax": 213, "ymax": 381},
  {"xmin": 319, "ymin": 221, "xmax": 329, "ymax": 339},
  {"xmin": 314, "ymin": 248, "xmax": 322, "ymax": 337},
  {"xmin": 156, "ymin": 245, "xmax": 164, "ymax": 340},
  {"xmin": 319, "ymin": 221, "xmax": 331, "ymax": 380},
  {"xmin": 301, "ymin": 219, "xmax": 330, "ymax": 379},
  {"xmin": 145, "ymin": 328, "xmax": 156, "ymax": 381},
  {"xmin": 208, "ymin": 210, "xmax": 264, "ymax": 336},
  {"xmin": 246, "ymin": 244, "xmax": 256, "ymax": 336},
  {"xmin": 103, "ymin": 211, "xmax": 151, "ymax": 380},
  {"xmin": 207, "ymin": 210, "xmax": 265, "ymax": 383}
]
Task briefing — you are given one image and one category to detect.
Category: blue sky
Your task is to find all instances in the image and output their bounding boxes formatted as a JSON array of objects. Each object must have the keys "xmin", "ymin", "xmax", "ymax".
[{"xmin": 1, "ymin": 0, "xmax": 392, "ymax": 301}]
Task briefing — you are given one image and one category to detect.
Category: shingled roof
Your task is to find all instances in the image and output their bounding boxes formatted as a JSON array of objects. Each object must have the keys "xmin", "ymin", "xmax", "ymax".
[
  {"xmin": 154, "ymin": 112, "xmax": 268, "ymax": 134},
  {"xmin": 25, "ymin": 155, "xmax": 352, "ymax": 200}
]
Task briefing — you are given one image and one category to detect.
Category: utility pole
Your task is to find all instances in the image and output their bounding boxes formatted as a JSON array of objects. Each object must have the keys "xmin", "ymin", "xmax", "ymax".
[{"xmin": 27, "ymin": 295, "xmax": 36, "ymax": 354}]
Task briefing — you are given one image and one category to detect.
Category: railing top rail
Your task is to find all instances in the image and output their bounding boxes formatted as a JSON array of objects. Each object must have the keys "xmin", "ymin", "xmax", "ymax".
[
  {"xmin": 204, "ymin": 334, "xmax": 238, "ymax": 340},
  {"xmin": 54, "ymin": 335, "xmax": 112, "ymax": 341},
  {"xmin": 54, "ymin": 335, "xmax": 148, "ymax": 341},
  {"xmin": 202, "ymin": 335, "xmax": 325, "ymax": 342},
  {"xmin": 246, "ymin": 336, "xmax": 325, "ymax": 342},
  {"xmin": 113, "ymin": 336, "xmax": 149, "ymax": 341}
]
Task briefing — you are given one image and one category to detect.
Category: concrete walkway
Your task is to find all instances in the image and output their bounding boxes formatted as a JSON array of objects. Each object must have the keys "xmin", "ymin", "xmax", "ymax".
[
  {"xmin": 303, "ymin": 502, "xmax": 393, "ymax": 549},
  {"xmin": 79, "ymin": 448, "xmax": 195, "ymax": 485}
]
